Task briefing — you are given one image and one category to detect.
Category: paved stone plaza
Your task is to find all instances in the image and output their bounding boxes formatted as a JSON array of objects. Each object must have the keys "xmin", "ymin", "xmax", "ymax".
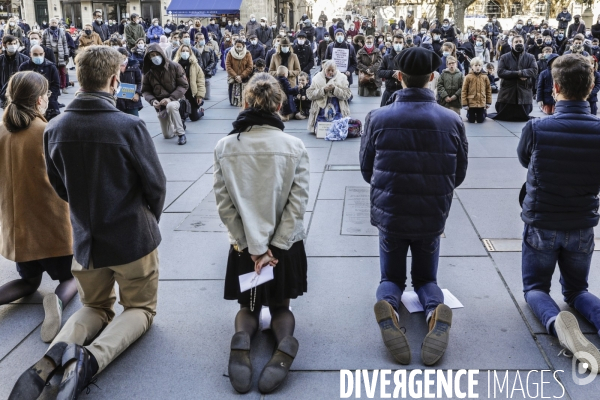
[{"xmin": 1, "ymin": 70, "xmax": 599, "ymax": 399}]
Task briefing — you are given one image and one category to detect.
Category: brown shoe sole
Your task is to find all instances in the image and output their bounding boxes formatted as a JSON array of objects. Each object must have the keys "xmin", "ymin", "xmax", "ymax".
[
  {"xmin": 421, "ymin": 304, "xmax": 452, "ymax": 366},
  {"xmin": 374, "ymin": 300, "xmax": 411, "ymax": 364}
]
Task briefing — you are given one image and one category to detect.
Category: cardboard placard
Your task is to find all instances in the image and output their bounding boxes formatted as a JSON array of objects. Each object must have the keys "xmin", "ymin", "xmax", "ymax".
[
  {"xmin": 331, "ymin": 47, "xmax": 349, "ymax": 73},
  {"xmin": 316, "ymin": 121, "xmax": 333, "ymax": 139},
  {"xmin": 117, "ymin": 83, "xmax": 137, "ymax": 100}
]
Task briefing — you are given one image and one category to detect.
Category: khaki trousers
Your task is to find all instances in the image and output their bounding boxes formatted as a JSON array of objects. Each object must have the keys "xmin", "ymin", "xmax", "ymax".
[
  {"xmin": 159, "ymin": 100, "xmax": 185, "ymax": 139},
  {"xmin": 50, "ymin": 249, "xmax": 159, "ymax": 372}
]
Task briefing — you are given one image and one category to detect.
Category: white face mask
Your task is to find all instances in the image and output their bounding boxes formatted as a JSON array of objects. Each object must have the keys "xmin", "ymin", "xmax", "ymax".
[
  {"xmin": 281, "ymin": 46, "xmax": 289, "ymax": 53},
  {"xmin": 30, "ymin": 39, "xmax": 39, "ymax": 46},
  {"xmin": 393, "ymin": 43, "xmax": 403, "ymax": 52},
  {"xmin": 137, "ymin": 43, "xmax": 145, "ymax": 49},
  {"xmin": 298, "ymin": 39, "xmax": 305, "ymax": 45},
  {"xmin": 151, "ymin": 55, "xmax": 163, "ymax": 65},
  {"xmin": 6, "ymin": 44, "xmax": 18, "ymax": 53},
  {"xmin": 153, "ymin": 22, "xmax": 158, "ymax": 26},
  {"xmin": 180, "ymin": 51, "xmax": 190, "ymax": 60},
  {"xmin": 365, "ymin": 43, "xmax": 373, "ymax": 49},
  {"xmin": 251, "ymin": 40, "xmax": 257, "ymax": 45}
]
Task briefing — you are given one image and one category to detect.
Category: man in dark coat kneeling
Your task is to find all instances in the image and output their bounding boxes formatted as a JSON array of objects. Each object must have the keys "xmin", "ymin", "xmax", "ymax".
[{"xmin": 360, "ymin": 47, "xmax": 469, "ymax": 367}]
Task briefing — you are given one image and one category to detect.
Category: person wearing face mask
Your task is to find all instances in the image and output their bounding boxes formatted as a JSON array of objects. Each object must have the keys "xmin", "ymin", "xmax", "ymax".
[
  {"xmin": 473, "ymin": 35, "xmax": 490, "ymax": 63},
  {"xmin": 405, "ymin": 12, "xmax": 414, "ymax": 34},
  {"xmin": 315, "ymin": 21, "xmax": 327, "ymax": 42},
  {"xmin": 174, "ymin": 44, "xmax": 206, "ymax": 123},
  {"xmin": 378, "ymin": 34, "xmax": 405, "ymax": 106},
  {"xmin": 231, "ymin": 19, "xmax": 243, "ymax": 35},
  {"xmin": 317, "ymin": 34, "xmax": 330, "ymax": 65},
  {"xmin": 189, "ymin": 19, "xmax": 208, "ymax": 46},
  {"xmin": 292, "ymin": 31, "xmax": 314, "ymax": 78},
  {"xmin": 221, "ymin": 33, "xmax": 234, "ymax": 69},
  {"xmin": 306, "ymin": 60, "xmax": 352, "ymax": 133},
  {"xmin": 592, "ymin": 17, "xmax": 600, "ymax": 41},
  {"xmin": 526, "ymin": 34, "xmax": 546, "ymax": 60},
  {"xmin": 489, "ymin": 35, "xmax": 538, "ymax": 121},
  {"xmin": 319, "ymin": 10, "xmax": 328, "ymax": 26},
  {"xmin": 484, "ymin": 18, "xmax": 500, "ymax": 49},
  {"xmin": 568, "ymin": 14, "xmax": 585, "ymax": 39},
  {"xmin": 125, "ymin": 14, "xmax": 146, "ymax": 49},
  {"xmin": 325, "ymin": 29, "xmax": 358, "ymax": 86},
  {"xmin": 246, "ymin": 14, "xmax": 259, "ymax": 38},
  {"xmin": 19, "ymin": 19, "xmax": 31, "ymax": 34},
  {"xmin": 5, "ymin": 18, "xmax": 23, "ymax": 43},
  {"xmin": 207, "ymin": 18, "xmax": 222, "ymax": 42},
  {"xmin": 301, "ymin": 19, "xmax": 315, "ymax": 42},
  {"xmin": 0, "ymin": 35, "xmax": 29, "ymax": 101},
  {"xmin": 226, "ymin": 39, "xmax": 253, "ymax": 106},
  {"xmin": 114, "ymin": 48, "xmax": 143, "ymax": 117},
  {"xmin": 535, "ymin": 53, "xmax": 559, "ymax": 115},
  {"xmin": 523, "ymin": 19, "xmax": 534, "ymax": 35},
  {"xmin": 440, "ymin": 18, "xmax": 457, "ymax": 45},
  {"xmin": 346, "ymin": 23, "xmax": 358, "ymax": 39},
  {"xmin": 164, "ymin": 19, "xmax": 177, "ymax": 36},
  {"xmin": 142, "ymin": 43, "xmax": 190, "ymax": 144},
  {"xmin": 0, "ymin": 70, "xmax": 77, "ymax": 351},
  {"xmin": 9, "ymin": 46, "xmax": 167, "ymax": 400},
  {"xmin": 256, "ymin": 18, "xmax": 273, "ymax": 49},
  {"xmin": 42, "ymin": 18, "xmax": 70, "ymax": 94},
  {"xmin": 146, "ymin": 18, "xmax": 164, "ymax": 44},
  {"xmin": 92, "ymin": 11, "xmax": 109, "ymax": 41},
  {"xmin": 246, "ymin": 34, "xmax": 266, "ymax": 62},
  {"xmin": 18, "ymin": 45, "xmax": 60, "ymax": 119},
  {"xmin": 268, "ymin": 37, "xmax": 301, "ymax": 87},
  {"xmin": 131, "ymin": 38, "xmax": 147, "ymax": 70},
  {"xmin": 556, "ymin": 7, "xmax": 571, "ymax": 31},
  {"xmin": 564, "ymin": 34, "xmax": 589, "ymax": 56},
  {"xmin": 554, "ymin": 29, "xmax": 568, "ymax": 54},
  {"xmin": 25, "ymin": 30, "xmax": 55, "ymax": 64},
  {"xmin": 356, "ymin": 34, "xmax": 382, "ymax": 97}
]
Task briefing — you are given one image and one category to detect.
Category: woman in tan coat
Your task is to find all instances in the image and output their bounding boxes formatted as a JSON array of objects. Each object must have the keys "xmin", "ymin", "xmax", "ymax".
[
  {"xmin": 174, "ymin": 44, "xmax": 206, "ymax": 121},
  {"xmin": 0, "ymin": 71, "xmax": 77, "ymax": 343},
  {"xmin": 226, "ymin": 39, "xmax": 253, "ymax": 106},
  {"xmin": 268, "ymin": 37, "xmax": 301, "ymax": 86}
]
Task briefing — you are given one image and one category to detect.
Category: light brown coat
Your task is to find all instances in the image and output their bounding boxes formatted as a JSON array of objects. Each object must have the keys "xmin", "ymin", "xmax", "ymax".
[
  {"xmin": 268, "ymin": 52, "xmax": 301, "ymax": 86},
  {"xmin": 225, "ymin": 50, "xmax": 254, "ymax": 81},
  {"xmin": 461, "ymin": 71, "xmax": 492, "ymax": 108},
  {"xmin": 0, "ymin": 118, "xmax": 72, "ymax": 262}
]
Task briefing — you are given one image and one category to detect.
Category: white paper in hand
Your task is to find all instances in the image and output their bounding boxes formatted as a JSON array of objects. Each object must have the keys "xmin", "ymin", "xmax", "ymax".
[
  {"xmin": 400, "ymin": 289, "xmax": 464, "ymax": 313},
  {"xmin": 238, "ymin": 266, "xmax": 274, "ymax": 293}
]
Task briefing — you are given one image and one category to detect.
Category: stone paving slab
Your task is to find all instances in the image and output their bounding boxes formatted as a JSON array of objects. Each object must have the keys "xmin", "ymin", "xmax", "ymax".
[
  {"xmin": 460, "ymin": 158, "xmax": 527, "ymax": 189},
  {"xmin": 327, "ymin": 140, "xmax": 362, "ymax": 165},
  {"xmin": 467, "ymin": 136, "xmax": 520, "ymax": 158},
  {"xmin": 164, "ymin": 174, "xmax": 215, "ymax": 213},
  {"xmin": 460, "ymin": 120, "xmax": 516, "ymax": 137},
  {"xmin": 158, "ymin": 153, "xmax": 214, "ymax": 181},
  {"xmin": 164, "ymin": 181, "xmax": 194, "ymax": 211},
  {"xmin": 152, "ymin": 132, "xmax": 222, "ymax": 153}
]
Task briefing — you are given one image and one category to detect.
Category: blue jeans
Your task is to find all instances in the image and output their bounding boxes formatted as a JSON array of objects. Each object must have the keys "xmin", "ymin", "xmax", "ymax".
[
  {"xmin": 522, "ymin": 223, "xmax": 600, "ymax": 336},
  {"xmin": 377, "ymin": 230, "xmax": 444, "ymax": 318}
]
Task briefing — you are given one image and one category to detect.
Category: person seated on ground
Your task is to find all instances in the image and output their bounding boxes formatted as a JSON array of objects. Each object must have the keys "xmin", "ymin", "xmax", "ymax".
[
  {"xmin": 563, "ymin": 33, "xmax": 589, "ymax": 56},
  {"xmin": 226, "ymin": 39, "xmax": 253, "ymax": 107},
  {"xmin": 215, "ymin": 72, "xmax": 309, "ymax": 396},
  {"xmin": 115, "ymin": 48, "xmax": 143, "ymax": 117},
  {"xmin": 436, "ymin": 55, "xmax": 463, "ymax": 115},
  {"xmin": 536, "ymin": 53, "xmax": 559, "ymax": 115},
  {"xmin": 517, "ymin": 54, "xmax": 600, "ymax": 378},
  {"xmin": 461, "ymin": 57, "xmax": 492, "ymax": 123},
  {"xmin": 142, "ymin": 43, "xmax": 190, "ymax": 145},
  {"xmin": 536, "ymin": 46, "xmax": 554, "ymax": 75},
  {"xmin": 306, "ymin": 60, "xmax": 352, "ymax": 134},
  {"xmin": 0, "ymin": 71, "xmax": 77, "ymax": 344},
  {"xmin": 173, "ymin": 44, "xmax": 206, "ymax": 123},
  {"xmin": 356, "ymin": 35, "xmax": 383, "ymax": 97},
  {"xmin": 252, "ymin": 58, "xmax": 266, "ymax": 79},
  {"xmin": 486, "ymin": 63, "xmax": 498, "ymax": 93},
  {"xmin": 269, "ymin": 36, "xmax": 301, "ymax": 87},
  {"xmin": 131, "ymin": 38, "xmax": 146, "ymax": 70},
  {"xmin": 275, "ymin": 65, "xmax": 301, "ymax": 121},
  {"xmin": 294, "ymin": 71, "xmax": 311, "ymax": 120},
  {"xmin": 378, "ymin": 33, "xmax": 405, "ymax": 106},
  {"xmin": 587, "ymin": 55, "xmax": 600, "ymax": 115},
  {"xmin": 489, "ymin": 35, "xmax": 538, "ymax": 121},
  {"xmin": 437, "ymin": 41, "xmax": 463, "ymax": 73}
]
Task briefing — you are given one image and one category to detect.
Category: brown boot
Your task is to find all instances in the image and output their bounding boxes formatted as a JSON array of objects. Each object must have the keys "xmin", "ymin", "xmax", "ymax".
[
  {"xmin": 421, "ymin": 304, "xmax": 452, "ymax": 366},
  {"xmin": 258, "ymin": 336, "xmax": 298, "ymax": 393},
  {"xmin": 374, "ymin": 300, "xmax": 411, "ymax": 364},
  {"xmin": 280, "ymin": 114, "xmax": 290, "ymax": 122},
  {"xmin": 228, "ymin": 332, "xmax": 252, "ymax": 393},
  {"xmin": 295, "ymin": 112, "xmax": 307, "ymax": 120}
]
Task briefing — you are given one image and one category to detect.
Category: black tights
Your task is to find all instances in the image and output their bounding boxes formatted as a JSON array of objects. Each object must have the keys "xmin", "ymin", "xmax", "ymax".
[
  {"xmin": 0, "ymin": 275, "xmax": 78, "ymax": 307},
  {"xmin": 235, "ymin": 299, "xmax": 295, "ymax": 345}
]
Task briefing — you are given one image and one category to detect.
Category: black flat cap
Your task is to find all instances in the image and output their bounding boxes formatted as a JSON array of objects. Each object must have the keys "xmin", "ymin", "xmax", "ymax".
[
  {"xmin": 296, "ymin": 31, "xmax": 307, "ymax": 37},
  {"xmin": 396, "ymin": 47, "xmax": 441, "ymax": 75}
]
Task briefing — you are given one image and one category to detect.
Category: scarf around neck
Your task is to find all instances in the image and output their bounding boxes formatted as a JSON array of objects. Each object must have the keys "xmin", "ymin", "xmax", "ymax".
[
  {"xmin": 231, "ymin": 47, "xmax": 247, "ymax": 60},
  {"xmin": 229, "ymin": 107, "xmax": 285, "ymax": 138}
]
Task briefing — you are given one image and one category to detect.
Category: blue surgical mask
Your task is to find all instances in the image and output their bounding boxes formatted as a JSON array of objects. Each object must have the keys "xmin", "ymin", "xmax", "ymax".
[
  {"xmin": 198, "ymin": 40, "xmax": 205, "ymax": 46},
  {"xmin": 336, "ymin": 35, "xmax": 344, "ymax": 43},
  {"xmin": 151, "ymin": 55, "xmax": 163, "ymax": 65},
  {"xmin": 558, "ymin": 34, "xmax": 564, "ymax": 40},
  {"xmin": 443, "ymin": 51, "xmax": 450, "ymax": 57},
  {"xmin": 32, "ymin": 55, "xmax": 44, "ymax": 65}
]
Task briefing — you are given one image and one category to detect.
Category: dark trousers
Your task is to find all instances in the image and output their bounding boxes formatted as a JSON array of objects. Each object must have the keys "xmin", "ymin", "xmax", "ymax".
[
  {"xmin": 377, "ymin": 230, "xmax": 443, "ymax": 318},
  {"xmin": 590, "ymin": 101, "xmax": 598, "ymax": 115},
  {"xmin": 467, "ymin": 107, "xmax": 487, "ymax": 123}
]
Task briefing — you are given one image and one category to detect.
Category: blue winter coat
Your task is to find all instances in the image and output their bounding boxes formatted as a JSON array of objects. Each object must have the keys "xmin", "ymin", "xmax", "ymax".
[
  {"xmin": 535, "ymin": 53, "xmax": 559, "ymax": 105},
  {"xmin": 360, "ymin": 88, "xmax": 469, "ymax": 238},
  {"xmin": 587, "ymin": 71, "xmax": 600, "ymax": 103},
  {"xmin": 146, "ymin": 25, "xmax": 164, "ymax": 44},
  {"xmin": 517, "ymin": 101, "xmax": 600, "ymax": 230}
]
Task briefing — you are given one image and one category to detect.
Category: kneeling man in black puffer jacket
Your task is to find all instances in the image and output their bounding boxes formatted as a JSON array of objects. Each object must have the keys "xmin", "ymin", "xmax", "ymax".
[
  {"xmin": 360, "ymin": 47, "xmax": 468, "ymax": 367},
  {"xmin": 518, "ymin": 54, "xmax": 600, "ymax": 373}
]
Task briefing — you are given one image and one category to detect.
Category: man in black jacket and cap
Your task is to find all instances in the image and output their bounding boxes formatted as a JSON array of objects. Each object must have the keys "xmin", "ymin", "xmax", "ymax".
[
  {"xmin": 9, "ymin": 45, "xmax": 166, "ymax": 400},
  {"xmin": 18, "ymin": 45, "xmax": 60, "ymax": 120},
  {"xmin": 293, "ymin": 31, "xmax": 314, "ymax": 78},
  {"xmin": 360, "ymin": 46, "xmax": 468, "ymax": 368}
]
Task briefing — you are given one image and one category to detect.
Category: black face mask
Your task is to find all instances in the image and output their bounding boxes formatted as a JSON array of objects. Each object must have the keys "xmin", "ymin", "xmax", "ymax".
[
  {"xmin": 84, "ymin": 29, "xmax": 92, "ymax": 35},
  {"xmin": 536, "ymin": 39, "xmax": 542, "ymax": 44},
  {"xmin": 575, "ymin": 18, "xmax": 580, "ymax": 23},
  {"xmin": 514, "ymin": 43, "xmax": 524, "ymax": 52},
  {"xmin": 50, "ymin": 25, "xmax": 57, "ymax": 30}
]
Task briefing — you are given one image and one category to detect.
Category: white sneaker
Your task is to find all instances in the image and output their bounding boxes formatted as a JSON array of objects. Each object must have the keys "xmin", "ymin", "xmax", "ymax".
[
  {"xmin": 62, "ymin": 88, "xmax": 68, "ymax": 94},
  {"xmin": 41, "ymin": 293, "xmax": 62, "ymax": 343},
  {"xmin": 555, "ymin": 311, "xmax": 600, "ymax": 375}
]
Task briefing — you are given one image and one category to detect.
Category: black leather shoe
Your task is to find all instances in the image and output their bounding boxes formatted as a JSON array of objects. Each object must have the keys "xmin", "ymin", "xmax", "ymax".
[
  {"xmin": 178, "ymin": 134, "xmax": 187, "ymax": 145},
  {"xmin": 9, "ymin": 342, "xmax": 69, "ymax": 400},
  {"xmin": 56, "ymin": 344, "xmax": 98, "ymax": 400},
  {"xmin": 59, "ymin": 103, "xmax": 65, "ymax": 108}
]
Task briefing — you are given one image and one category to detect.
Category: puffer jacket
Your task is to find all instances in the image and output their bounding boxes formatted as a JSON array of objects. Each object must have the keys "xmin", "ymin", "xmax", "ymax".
[
  {"xmin": 173, "ymin": 52, "xmax": 206, "ymax": 99},
  {"xmin": 214, "ymin": 125, "xmax": 310, "ymax": 255},
  {"xmin": 42, "ymin": 28, "xmax": 69, "ymax": 66},
  {"xmin": 461, "ymin": 71, "xmax": 492, "ymax": 108},
  {"xmin": 360, "ymin": 88, "xmax": 469, "ymax": 238},
  {"xmin": 536, "ymin": 54, "xmax": 559, "ymax": 105},
  {"xmin": 518, "ymin": 101, "xmax": 600, "ymax": 231},
  {"xmin": 437, "ymin": 69, "xmax": 463, "ymax": 109},
  {"xmin": 141, "ymin": 43, "xmax": 189, "ymax": 103}
]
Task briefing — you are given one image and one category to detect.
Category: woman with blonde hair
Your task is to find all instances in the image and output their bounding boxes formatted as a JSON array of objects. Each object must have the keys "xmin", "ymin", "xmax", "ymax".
[
  {"xmin": 174, "ymin": 44, "xmax": 206, "ymax": 122},
  {"xmin": 215, "ymin": 72, "xmax": 309, "ymax": 394},
  {"xmin": 306, "ymin": 60, "xmax": 352, "ymax": 133},
  {"xmin": 226, "ymin": 39, "xmax": 253, "ymax": 106},
  {"xmin": 0, "ymin": 71, "xmax": 77, "ymax": 343}
]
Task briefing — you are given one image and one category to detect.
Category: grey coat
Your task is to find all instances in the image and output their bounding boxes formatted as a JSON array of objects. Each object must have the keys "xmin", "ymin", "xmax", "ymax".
[
  {"xmin": 497, "ymin": 51, "xmax": 538, "ymax": 105},
  {"xmin": 42, "ymin": 28, "xmax": 69, "ymax": 66},
  {"xmin": 44, "ymin": 92, "xmax": 167, "ymax": 268}
]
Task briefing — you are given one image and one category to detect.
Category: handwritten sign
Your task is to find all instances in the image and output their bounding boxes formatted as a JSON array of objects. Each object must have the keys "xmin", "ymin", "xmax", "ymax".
[
  {"xmin": 117, "ymin": 83, "xmax": 137, "ymax": 100},
  {"xmin": 331, "ymin": 47, "xmax": 349, "ymax": 73},
  {"xmin": 316, "ymin": 121, "xmax": 333, "ymax": 139}
]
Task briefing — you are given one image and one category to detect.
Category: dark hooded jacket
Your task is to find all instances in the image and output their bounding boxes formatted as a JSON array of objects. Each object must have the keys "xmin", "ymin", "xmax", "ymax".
[
  {"xmin": 142, "ymin": 43, "xmax": 189, "ymax": 104},
  {"xmin": 535, "ymin": 54, "xmax": 559, "ymax": 105}
]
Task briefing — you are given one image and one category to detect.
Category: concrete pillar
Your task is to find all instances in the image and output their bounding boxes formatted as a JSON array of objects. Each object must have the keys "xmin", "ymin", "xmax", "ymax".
[
  {"xmin": 47, "ymin": 0, "xmax": 62, "ymax": 20},
  {"xmin": 22, "ymin": 0, "xmax": 35, "ymax": 23},
  {"xmin": 129, "ymin": 0, "xmax": 141, "ymax": 18},
  {"xmin": 582, "ymin": 6, "xmax": 593, "ymax": 29},
  {"xmin": 80, "ymin": 0, "xmax": 92, "ymax": 26}
]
